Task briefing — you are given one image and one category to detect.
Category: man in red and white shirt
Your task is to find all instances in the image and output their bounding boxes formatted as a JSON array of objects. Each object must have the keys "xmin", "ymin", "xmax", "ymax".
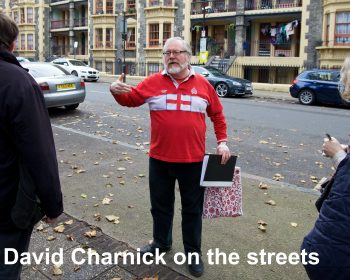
[{"xmin": 110, "ymin": 37, "xmax": 230, "ymax": 277}]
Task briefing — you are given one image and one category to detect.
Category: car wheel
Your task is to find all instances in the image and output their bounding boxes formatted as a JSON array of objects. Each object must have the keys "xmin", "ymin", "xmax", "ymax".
[
  {"xmin": 215, "ymin": 83, "xmax": 229, "ymax": 97},
  {"xmin": 65, "ymin": 103, "xmax": 79, "ymax": 110},
  {"xmin": 298, "ymin": 89, "xmax": 315, "ymax": 105},
  {"xmin": 72, "ymin": 71, "xmax": 78, "ymax": 77}
]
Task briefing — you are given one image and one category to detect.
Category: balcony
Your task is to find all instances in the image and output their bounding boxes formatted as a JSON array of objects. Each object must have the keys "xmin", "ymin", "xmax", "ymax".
[
  {"xmin": 51, "ymin": 19, "xmax": 69, "ymax": 29},
  {"xmin": 245, "ymin": 40, "xmax": 298, "ymax": 57},
  {"xmin": 244, "ymin": 0, "xmax": 301, "ymax": 10},
  {"xmin": 191, "ymin": 0, "xmax": 237, "ymax": 14},
  {"xmin": 74, "ymin": 17, "xmax": 87, "ymax": 27},
  {"xmin": 147, "ymin": 0, "xmax": 173, "ymax": 7}
]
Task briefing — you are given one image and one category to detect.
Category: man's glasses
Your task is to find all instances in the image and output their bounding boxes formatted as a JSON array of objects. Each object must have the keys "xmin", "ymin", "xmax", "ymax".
[{"xmin": 162, "ymin": 50, "xmax": 188, "ymax": 57}]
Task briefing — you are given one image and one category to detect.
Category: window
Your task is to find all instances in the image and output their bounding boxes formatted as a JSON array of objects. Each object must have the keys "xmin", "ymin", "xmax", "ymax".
[
  {"xmin": 335, "ymin": 12, "xmax": 350, "ymax": 45},
  {"xmin": 149, "ymin": 0, "xmax": 160, "ymax": 7},
  {"xmin": 163, "ymin": 23, "xmax": 171, "ymax": 45},
  {"xmin": 20, "ymin": 34, "xmax": 25, "ymax": 50},
  {"xmin": 127, "ymin": 0, "xmax": 136, "ymax": 13},
  {"xmin": 106, "ymin": 28, "xmax": 113, "ymax": 48},
  {"xmin": 95, "ymin": 29, "xmax": 103, "ymax": 48},
  {"xmin": 126, "ymin": 28, "xmax": 136, "ymax": 48},
  {"xmin": 106, "ymin": 0, "xmax": 113, "ymax": 14},
  {"xmin": 148, "ymin": 63, "xmax": 160, "ymax": 75},
  {"xmin": 27, "ymin": 7, "xmax": 33, "ymax": 23},
  {"xmin": 149, "ymin": 24, "xmax": 159, "ymax": 47},
  {"xmin": 27, "ymin": 34, "xmax": 33, "ymax": 50},
  {"xmin": 95, "ymin": 0, "xmax": 103, "ymax": 14},
  {"xmin": 13, "ymin": 11, "xmax": 18, "ymax": 23},
  {"xmin": 95, "ymin": 61, "xmax": 103, "ymax": 71},
  {"xmin": 20, "ymin": 8, "xmax": 25, "ymax": 23},
  {"xmin": 106, "ymin": 62, "xmax": 113, "ymax": 74}
]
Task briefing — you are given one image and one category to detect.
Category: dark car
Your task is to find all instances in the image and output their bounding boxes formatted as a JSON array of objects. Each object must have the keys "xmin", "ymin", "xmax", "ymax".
[
  {"xmin": 290, "ymin": 69, "xmax": 344, "ymax": 106},
  {"xmin": 192, "ymin": 66, "xmax": 253, "ymax": 97}
]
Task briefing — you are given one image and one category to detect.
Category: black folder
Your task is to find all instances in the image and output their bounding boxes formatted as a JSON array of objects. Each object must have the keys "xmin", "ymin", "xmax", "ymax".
[{"xmin": 200, "ymin": 154, "xmax": 237, "ymax": 187}]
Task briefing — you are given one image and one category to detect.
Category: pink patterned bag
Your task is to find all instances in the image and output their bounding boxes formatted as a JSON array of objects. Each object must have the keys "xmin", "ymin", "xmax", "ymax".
[{"xmin": 202, "ymin": 167, "xmax": 243, "ymax": 219}]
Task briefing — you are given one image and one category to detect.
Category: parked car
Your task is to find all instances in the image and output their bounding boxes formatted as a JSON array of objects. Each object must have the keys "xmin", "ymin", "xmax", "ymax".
[
  {"xmin": 192, "ymin": 66, "xmax": 253, "ymax": 97},
  {"xmin": 290, "ymin": 69, "xmax": 345, "ymax": 106},
  {"xmin": 22, "ymin": 62, "xmax": 86, "ymax": 110},
  {"xmin": 16, "ymin": 56, "xmax": 31, "ymax": 63},
  {"xmin": 51, "ymin": 58, "xmax": 100, "ymax": 82}
]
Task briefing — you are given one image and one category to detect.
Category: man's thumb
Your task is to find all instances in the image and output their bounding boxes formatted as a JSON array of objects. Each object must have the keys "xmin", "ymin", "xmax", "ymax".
[{"xmin": 118, "ymin": 73, "xmax": 124, "ymax": 81}]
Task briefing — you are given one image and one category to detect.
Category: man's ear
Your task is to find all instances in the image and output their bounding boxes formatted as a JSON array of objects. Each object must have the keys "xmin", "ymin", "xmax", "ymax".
[{"xmin": 8, "ymin": 41, "xmax": 15, "ymax": 52}]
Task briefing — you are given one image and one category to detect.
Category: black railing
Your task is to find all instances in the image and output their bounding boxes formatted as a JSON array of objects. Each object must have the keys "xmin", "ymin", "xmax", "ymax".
[
  {"xmin": 74, "ymin": 18, "xmax": 87, "ymax": 27},
  {"xmin": 244, "ymin": 0, "xmax": 302, "ymax": 10},
  {"xmin": 191, "ymin": 0, "xmax": 237, "ymax": 14}
]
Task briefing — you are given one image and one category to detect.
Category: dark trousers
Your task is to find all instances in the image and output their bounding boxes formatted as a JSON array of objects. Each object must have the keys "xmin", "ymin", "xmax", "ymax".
[
  {"xmin": 0, "ymin": 228, "xmax": 32, "ymax": 280},
  {"xmin": 149, "ymin": 157, "xmax": 204, "ymax": 254}
]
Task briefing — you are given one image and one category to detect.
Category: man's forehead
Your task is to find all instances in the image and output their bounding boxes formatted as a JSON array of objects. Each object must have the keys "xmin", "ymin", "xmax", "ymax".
[{"xmin": 165, "ymin": 41, "xmax": 183, "ymax": 50}]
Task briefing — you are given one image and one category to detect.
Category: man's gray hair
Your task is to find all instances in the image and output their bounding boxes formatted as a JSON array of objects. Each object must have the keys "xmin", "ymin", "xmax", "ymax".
[
  {"xmin": 163, "ymin": 37, "xmax": 192, "ymax": 56},
  {"xmin": 0, "ymin": 13, "xmax": 19, "ymax": 50}
]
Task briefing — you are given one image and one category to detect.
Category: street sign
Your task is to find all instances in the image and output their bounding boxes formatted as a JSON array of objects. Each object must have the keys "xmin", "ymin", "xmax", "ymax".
[{"xmin": 200, "ymin": 37, "xmax": 207, "ymax": 52}]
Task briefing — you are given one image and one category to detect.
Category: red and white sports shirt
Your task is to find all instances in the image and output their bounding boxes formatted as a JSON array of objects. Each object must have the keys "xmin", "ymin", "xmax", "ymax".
[{"xmin": 113, "ymin": 68, "xmax": 228, "ymax": 163}]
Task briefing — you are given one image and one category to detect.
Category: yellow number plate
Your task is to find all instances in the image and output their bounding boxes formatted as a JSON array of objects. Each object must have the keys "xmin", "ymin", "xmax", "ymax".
[{"xmin": 57, "ymin": 83, "xmax": 75, "ymax": 90}]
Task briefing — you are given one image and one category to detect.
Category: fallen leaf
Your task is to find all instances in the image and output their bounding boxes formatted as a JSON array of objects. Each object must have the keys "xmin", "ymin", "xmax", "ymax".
[
  {"xmin": 81, "ymin": 193, "xmax": 87, "ymax": 199},
  {"xmin": 117, "ymin": 167, "xmax": 126, "ymax": 171},
  {"xmin": 75, "ymin": 169, "xmax": 86, "ymax": 174},
  {"xmin": 138, "ymin": 174, "xmax": 145, "ymax": 178},
  {"xmin": 94, "ymin": 213, "xmax": 102, "ymax": 221},
  {"xmin": 52, "ymin": 265, "xmax": 63, "ymax": 276},
  {"xmin": 265, "ymin": 200, "xmax": 277, "ymax": 206},
  {"xmin": 119, "ymin": 181, "xmax": 125, "ymax": 185},
  {"xmin": 36, "ymin": 223, "xmax": 45, "ymax": 231},
  {"xmin": 105, "ymin": 183, "xmax": 113, "ymax": 188},
  {"xmin": 291, "ymin": 222, "xmax": 298, "ymax": 227},
  {"xmin": 84, "ymin": 229, "xmax": 97, "ymax": 238},
  {"xmin": 105, "ymin": 215, "xmax": 119, "ymax": 223},
  {"xmin": 257, "ymin": 220, "xmax": 267, "ymax": 226},
  {"xmin": 66, "ymin": 235, "xmax": 75, "ymax": 241},
  {"xmin": 47, "ymin": 236, "xmax": 56, "ymax": 241},
  {"xmin": 54, "ymin": 224, "xmax": 65, "ymax": 233},
  {"xmin": 102, "ymin": 197, "xmax": 112, "ymax": 205},
  {"xmin": 102, "ymin": 174, "xmax": 110, "ymax": 178},
  {"xmin": 258, "ymin": 224, "xmax": 267, "ymax": 232},
  {"xmin": 64, "ymin": 219, "xmax": 74, "ymax": 225},
  {"xmin": 259, "ymin": 140, "xmax": 269, "ymax": 144},
  {"xmin": 259, "ymin": 182, "xmax": 269, "ymax": 189}
]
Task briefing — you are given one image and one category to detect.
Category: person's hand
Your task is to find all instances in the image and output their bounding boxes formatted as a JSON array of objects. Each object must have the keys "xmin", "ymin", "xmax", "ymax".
[
  {"xmin": 216, "ymin": 142, "xmax": 231, "ymax": 164},
  {"xmin": 110, "ymin": 73, "xmax": 132, "ymax": 95},
  {"xmin": 323, "ymin": 137, "xmax": 343, "ymax": 158}
]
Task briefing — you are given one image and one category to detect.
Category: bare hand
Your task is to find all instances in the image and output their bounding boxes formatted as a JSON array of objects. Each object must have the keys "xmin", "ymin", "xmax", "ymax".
[
  {"xmin": 110, "ymin": 73, "xmax": 132, "ymax": 95},
  {"xmin": 216, "ymin": 143, "xmax": 231, "ymax": 164},
  {"xmin": 323, "ymin": 137, "xmax": 343, "ymax": 158}
]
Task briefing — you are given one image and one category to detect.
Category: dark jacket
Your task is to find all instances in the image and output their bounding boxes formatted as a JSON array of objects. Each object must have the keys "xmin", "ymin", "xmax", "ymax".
[
  {"xmin": 0, "ymin": 50, "xmax": 63, "ymax": 231},
  {"xmin": 302, "ymin": 154, "xmax": 350, "ymax": 279}
]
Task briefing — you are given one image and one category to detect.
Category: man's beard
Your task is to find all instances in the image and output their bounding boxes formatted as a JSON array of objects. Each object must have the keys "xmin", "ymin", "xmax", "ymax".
[{"xmin": 166, "ymin": 62, "xmax": 188, "ymax": 74}]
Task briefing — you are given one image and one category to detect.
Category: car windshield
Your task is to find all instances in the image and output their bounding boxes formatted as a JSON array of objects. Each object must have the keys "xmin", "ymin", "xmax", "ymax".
[
  {"xmin": 26, "ymin": 64, "xmax": 70, "ymax": 78},
  {"xmin": 206, "ymin": 67, "xmax": 226, "ymax": 77},
  {"xmin": 69, "ymin": 60, "xmax": 87, "ymax": 66}
]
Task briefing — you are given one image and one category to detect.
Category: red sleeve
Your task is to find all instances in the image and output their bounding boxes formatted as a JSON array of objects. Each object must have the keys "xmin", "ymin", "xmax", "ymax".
[
  {"xmin": 205, "ymin": 82, "xmax": 228, "ymax": 143},
  {"xmin": 112, "ymin": 85, "xmax": 146, "ymax": 107}
]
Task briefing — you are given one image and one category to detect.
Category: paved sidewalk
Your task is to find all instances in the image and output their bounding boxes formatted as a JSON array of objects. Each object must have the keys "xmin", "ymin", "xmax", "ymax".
[{"xmin": 19, "ymin": 77, "xmax": 318, "ymax": 280}]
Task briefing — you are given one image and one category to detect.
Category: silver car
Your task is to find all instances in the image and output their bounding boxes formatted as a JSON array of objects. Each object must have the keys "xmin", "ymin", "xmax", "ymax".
[{"xmin": 22, "ymin": 62, "xmax": 86, "ymax": 110}]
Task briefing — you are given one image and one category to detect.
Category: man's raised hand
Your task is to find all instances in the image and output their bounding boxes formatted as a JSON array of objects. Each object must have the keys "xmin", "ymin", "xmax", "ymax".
[{"xmin": 110, "ymin": 73, "xmax": 132, "ymax": 95}]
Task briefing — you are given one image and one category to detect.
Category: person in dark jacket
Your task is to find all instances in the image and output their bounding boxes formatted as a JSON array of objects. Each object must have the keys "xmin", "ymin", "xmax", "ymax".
[
  {"xmin": 0, "ymin": 13, "xmax": 63, "ymax": 279},
  {"xmin": 301, "ymin": 57, "xmax": 350, "ymax": 280}
]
